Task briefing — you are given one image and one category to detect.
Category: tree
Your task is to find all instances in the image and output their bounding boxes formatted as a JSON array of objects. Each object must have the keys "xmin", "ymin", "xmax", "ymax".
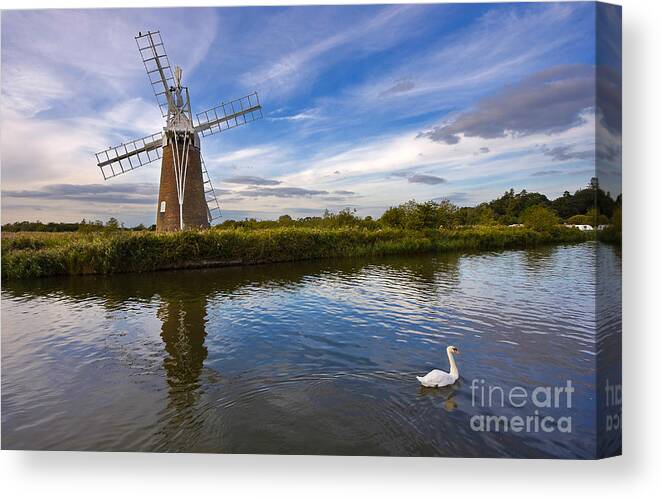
[
  {"xmin": 487, "ymin": 189, "xmax": 551, "ymax": 224},
  {"xmin": 322, "ymin": 207, "xmax": 358, "ymax": 227},
  {"xmin": 521, "ymin": 205, "xmax": 559, "ymax": 232},
  {"xmin": 278, "ymin": 214, "xmax": 293, "ymax": 226},
  {"xmin": 435, "ymin": 199, "xmax": 458, "ymax": 228},
  {"xmin": 335, "ymin": 207, "xmax": 358, "ymax": 226},
  {"xmin": 105, "ymin": 217, "xmax": 121, "ymax": 230},
  {"xmin": 78, "ymin": 219, "xmax": 104, "ymax": 233},
  {"xmin": 411, "ymin": 201, "xmax": 440, "ymax": 230},
  {"xmin": 476, "ymin": 206, "xmax": 497, "ymax": 225},
  {"xmin": 379, "ymin": 200, "xmax": 458, "ymax": 230},
  {"xmin": 380, "ymin": 206, "xmax": 405, "ymax": 228}
]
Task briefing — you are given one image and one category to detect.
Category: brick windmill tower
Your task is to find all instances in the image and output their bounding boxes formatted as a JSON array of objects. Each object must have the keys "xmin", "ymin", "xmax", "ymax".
[{"xmin": 95, "ymin": 30, "xmax": 263, "ymax": 231}]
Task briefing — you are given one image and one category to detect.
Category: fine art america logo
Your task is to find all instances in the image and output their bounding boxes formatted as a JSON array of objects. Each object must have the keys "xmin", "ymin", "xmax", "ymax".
[{"xmin": 470, "ymin": 379, "xmax": 574, "ymax": 433}]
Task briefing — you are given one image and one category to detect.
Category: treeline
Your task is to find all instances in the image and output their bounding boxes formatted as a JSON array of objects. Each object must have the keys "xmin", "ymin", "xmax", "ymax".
[
  {"xmin": 461, "ymin": 180, "xmax": 621, "ymax": 226},
  {"xmin": 2, "ymin": 220, "xmax": 83, "ymax": 233},
  {"xmin": 219, "ymin": 182, "xmax": 621, "ymax": 233},
  {"xmin": 2, "ymin": 218, "xmax": 155, "ymax": 233},
  {"xmin": 2, "ymin": 180, "xmax": 621, "ymax": 234}
]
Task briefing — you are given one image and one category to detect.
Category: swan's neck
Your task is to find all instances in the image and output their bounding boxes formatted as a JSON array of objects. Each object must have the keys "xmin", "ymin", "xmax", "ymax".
[{"xmin": 447, "ymin": 351, "xmax": 459, "ymax": 379}]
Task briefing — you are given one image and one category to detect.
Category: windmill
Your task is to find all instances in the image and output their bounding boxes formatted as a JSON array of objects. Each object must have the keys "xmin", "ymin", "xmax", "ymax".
[{"xmin": 95, "ymin": 30, "xmax": 263, "ymax": 232}]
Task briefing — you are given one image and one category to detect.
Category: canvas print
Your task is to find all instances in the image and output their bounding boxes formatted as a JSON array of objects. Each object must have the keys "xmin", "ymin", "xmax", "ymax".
[{"xmin": 1, "ymin": 2, "xmax": 621, "ymax": 458}]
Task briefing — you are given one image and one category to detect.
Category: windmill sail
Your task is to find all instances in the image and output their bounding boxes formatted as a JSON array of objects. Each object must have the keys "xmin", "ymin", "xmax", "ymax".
[
  {"xmin": 195, "ymin": 92, "xmax": 263, "ymax": 137},
  {"xmin": 95, "ymin": 132, "xmax": 163, "ymax": 180},
  {"xmin": 135, "ymin": 30, "xmax": 176, "ymax": 118},
  {"xmin": 200, "ymin": 156, "xmax": 222, "ymax": 224}
]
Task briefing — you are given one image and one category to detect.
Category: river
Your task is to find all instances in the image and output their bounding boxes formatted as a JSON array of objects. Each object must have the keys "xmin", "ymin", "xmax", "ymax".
[{"xmin": 1, "ymin": 242, "xmax": 621, "ymax": 458}]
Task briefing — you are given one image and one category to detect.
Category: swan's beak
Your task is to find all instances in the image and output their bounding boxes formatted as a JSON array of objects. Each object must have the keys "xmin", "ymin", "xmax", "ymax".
[{"xmin": 454, "ymin": 349, "xmax": 460, "ymax": 355}]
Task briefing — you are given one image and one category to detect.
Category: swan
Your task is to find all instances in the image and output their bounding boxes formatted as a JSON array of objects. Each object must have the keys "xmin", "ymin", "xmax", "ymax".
[{"xmin": 416, "ymin": 346, "xmax": 460, "ymax": 388}]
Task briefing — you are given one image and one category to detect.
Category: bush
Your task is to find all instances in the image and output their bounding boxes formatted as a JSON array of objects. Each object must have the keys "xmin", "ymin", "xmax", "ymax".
[
  {"xmin": 380, "ymin": 200, "xmax": 458, "ymax": 230},
  {"xmin": 566, "ymin": 214, "xmax": 590, "ymax": 225},
  {"xmin": 520, "ymin": 205, "xmax": 560, "ymax": 232}
]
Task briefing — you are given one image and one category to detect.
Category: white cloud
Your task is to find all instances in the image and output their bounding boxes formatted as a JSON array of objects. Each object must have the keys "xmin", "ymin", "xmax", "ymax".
[
  {"xmin": 269, "ymin": 109, "xmax": 319, "ymax": 122},
  {"xmin": 1, "ymin": 96, "xmax": 165, "ymax": 192},
  {"xmin": 208, "ymin": 146, "xmax": 279, "ymax": 165},
  {"xmin": 2, "ymin": 65, "xmax": 72, "ymax": 116}
]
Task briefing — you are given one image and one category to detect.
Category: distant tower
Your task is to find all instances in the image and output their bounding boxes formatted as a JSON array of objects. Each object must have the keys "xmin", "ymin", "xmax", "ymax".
[{"xmin": 95, "ymin": 30, "xmax": 263, "ymax": 231}]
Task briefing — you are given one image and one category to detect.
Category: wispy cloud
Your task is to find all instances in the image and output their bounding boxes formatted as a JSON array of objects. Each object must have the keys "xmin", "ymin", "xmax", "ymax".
[
  {"xmin": 2, "ymin": 183, "xmax": 159, "ymax": 205},
  {"xmin": 269, "ymin": 109, "xmax": 320, "ymax": 122},
  {"xmin": 224, "ymin": 175, "xmax": 281, "ymax": 186},
  {"xmin": 530, "ymin": 170, "xmax": 563, "ymax": 177},
  {"xmin": 208, "ymin": 146, "xmax": 280, "ymax": 166},
  {"xmin": 378, "ymin": 79, "xmax": 415, "ymax": 98},
  {"xmin": 239, "ymin": 187, "xmax": 329, "ymax": 198},
  {"xmin": 539, "ymin": 144, "xmax": 594, "ymax": 162},
  {"xmin": 241, "ymin": 4, "xmax": 424, "ymax": 97},
  {"xmin": 407, "ymin": 174, "xmax": 447, "ymax": 185},
  {"xmin": 433, "ymin": 192, "xmax": 471, "ymax": 205}
]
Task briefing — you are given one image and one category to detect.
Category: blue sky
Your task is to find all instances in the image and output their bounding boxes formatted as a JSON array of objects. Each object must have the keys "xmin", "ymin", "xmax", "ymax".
[{"xmin": 1, "ymin": 2, "xmax": 621, "ymax": 225}]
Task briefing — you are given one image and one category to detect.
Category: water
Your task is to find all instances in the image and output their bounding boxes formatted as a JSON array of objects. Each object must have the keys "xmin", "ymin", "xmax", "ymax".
[{"xmin": 1, "ymin": 243, "xmax": 621, "ymax": 458}]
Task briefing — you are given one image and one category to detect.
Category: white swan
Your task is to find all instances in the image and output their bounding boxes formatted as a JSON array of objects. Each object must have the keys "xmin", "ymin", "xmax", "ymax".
[{"xmin": 416, "ymin": 346, "xmax": 460, "ymax": 388}]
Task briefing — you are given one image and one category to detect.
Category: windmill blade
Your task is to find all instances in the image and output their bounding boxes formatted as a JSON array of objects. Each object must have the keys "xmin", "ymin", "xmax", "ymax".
[
  {"xmin": 195, "ymin": 92, "xmax": 263, "ymax": 137},
  {"xmin": 95, "ymin": 132, "xmax": 164, "ymax": 180},
  {"xmin": 135, "ymin": 30, "xmax": 175, "ymax": 117},
  {"xmin": 200, "ymin": 156, "xmax": 222, "ymax": 224}
]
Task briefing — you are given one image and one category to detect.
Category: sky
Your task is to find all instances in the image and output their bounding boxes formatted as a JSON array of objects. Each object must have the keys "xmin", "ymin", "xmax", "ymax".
[{"xmin": 1, "ymin": 2, "xmax": 622, "ymax": 226}]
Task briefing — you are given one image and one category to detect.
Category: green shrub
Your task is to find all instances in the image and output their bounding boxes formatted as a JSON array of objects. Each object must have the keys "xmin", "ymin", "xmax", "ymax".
[{"xmin": 520, "ymin": 205, "xmax": 560, "ymax": 232}]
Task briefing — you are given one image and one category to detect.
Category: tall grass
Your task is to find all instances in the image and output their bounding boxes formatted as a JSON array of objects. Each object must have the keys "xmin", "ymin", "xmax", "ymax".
[{"xmin": 1, "ymin": 225, "xmax": 592, "ymax": 280}]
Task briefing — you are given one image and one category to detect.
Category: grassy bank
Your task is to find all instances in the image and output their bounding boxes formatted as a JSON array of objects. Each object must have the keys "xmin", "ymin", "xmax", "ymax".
[{"xmin": 1, "ymin": 225, "xmax": 594, "ymax": 280}]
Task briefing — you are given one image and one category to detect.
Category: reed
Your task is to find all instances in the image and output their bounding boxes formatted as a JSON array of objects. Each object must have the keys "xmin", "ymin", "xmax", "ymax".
[{"xmin": 1, "ymin": 225, "xmax": 593, "ymax": 279}]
